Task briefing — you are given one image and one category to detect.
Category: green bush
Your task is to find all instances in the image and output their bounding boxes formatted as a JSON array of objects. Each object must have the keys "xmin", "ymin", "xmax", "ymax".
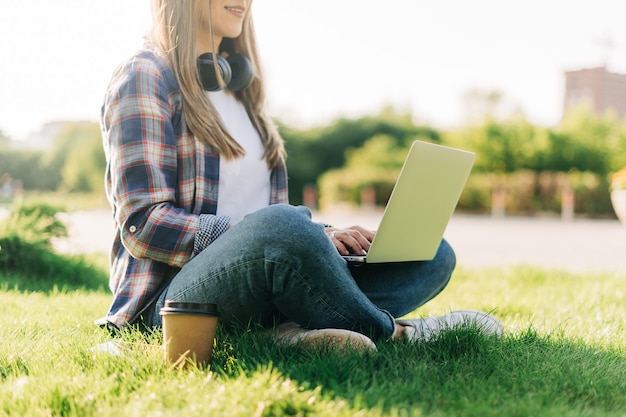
[
  {"xmin": 568, "ymin": 170, "xmax": 612, "ymax": 216},
  {"xmin": 0, "ymin": 203, "xmax": 107, "ymax": 291},
  {"xmin": 0, "ymin": 202, "xmax": 68, "ymax": 247},
  {"xmin": 456, "ymin": 174, "xmax": 492, "ymax": 213},
  {"xmin": 458, "ymin": 170, "xmax": 613, "ymax": 217},
  {"xmin": 316, "ymin": 130, "xmax": 616, "ymax": 217},
  {"xmin": 318, "ymin": 167, "xmax": 399, "ymax": 209},
  {"xmin": 0, "ymin": 233, "xmax": 108, "ymax": 291},
  {"xmin": 317, "ymin": 135, "xmax": 409, "ymax": 209}
]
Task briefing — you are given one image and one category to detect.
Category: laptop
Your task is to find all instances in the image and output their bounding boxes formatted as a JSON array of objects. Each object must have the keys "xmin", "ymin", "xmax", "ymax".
[{"xmin": 343, "ymin": 140, "xmax": 475, "ymax": 263}]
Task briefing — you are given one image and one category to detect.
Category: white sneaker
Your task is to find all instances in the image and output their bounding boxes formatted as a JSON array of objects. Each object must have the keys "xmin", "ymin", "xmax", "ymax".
[
  {"xmin": 397, "ymin": 310, "xmax": 503, "ymax": 342},
  {"xmin": 88, "ymin": 340, "xmax": 125, "ymax": 357},
  {"xmin": 88, "ymin": 340, "xmax": 157, "ymax": 357},
  {"xmin": 274, "ymin": 321, "xmax": 377, "ymax": 352}
]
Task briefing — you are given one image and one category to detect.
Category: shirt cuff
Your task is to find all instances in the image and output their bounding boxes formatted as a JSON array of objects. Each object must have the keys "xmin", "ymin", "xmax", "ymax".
[{"xmin": 193, "ymin": 214, "xmax": 231, "ymax": 255}]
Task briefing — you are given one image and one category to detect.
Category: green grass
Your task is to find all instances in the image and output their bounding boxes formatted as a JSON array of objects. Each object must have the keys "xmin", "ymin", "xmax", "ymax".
[{"xmin": 0, "ymin": 266, "xmax": 624, "ymax": 416}]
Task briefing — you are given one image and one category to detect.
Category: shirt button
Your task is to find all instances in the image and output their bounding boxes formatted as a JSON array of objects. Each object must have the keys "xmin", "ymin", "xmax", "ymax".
[{"xmin": 129, "ymin": 225, "xmax": 137, "ymax": 233}]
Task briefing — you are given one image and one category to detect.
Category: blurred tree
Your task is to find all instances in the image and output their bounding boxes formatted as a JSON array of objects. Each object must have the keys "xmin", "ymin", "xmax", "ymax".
[
  {"xmin": 58, "ymin": 123, "xmax": 105, "ymax": 193},
  {"xmin": 344, "ymin": 134, "xmax": 408, "ymax": 170},
  {"xmin": 45, "ymin": 122, "xmax": 97, "ymax": 189},
  {"xmin": 0, "ymin": 150, "xmax": 52, "ymax": 190},
  {"xmin": 280, "ymin": 107, "xmax": 440, "ymax": 204},
  {"xmin": 557, "ymin": 104, "xmax": 625, "ymax": 175},
  {"xmin": 0, "ymin": 121, "xmax": 107, "ymax": 193},
  {"xmin": 447, "ymin": 104, "xmax": 626, "ymax": 175},
  {"xmin": 447, "ymin": 115, "xmax": 539, "ymax": 173}
]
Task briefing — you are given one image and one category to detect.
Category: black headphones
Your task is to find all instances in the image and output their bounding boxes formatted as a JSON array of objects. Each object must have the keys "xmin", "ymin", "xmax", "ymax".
[{"xmin": 197, "ymin": 53, "xmax": 254, "ymax": 92}]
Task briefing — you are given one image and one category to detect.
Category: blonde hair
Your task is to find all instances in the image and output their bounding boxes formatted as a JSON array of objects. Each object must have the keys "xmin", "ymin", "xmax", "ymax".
[{"xmin": 148, "ymin": 0, "xmax": 285, "ymax": 168}]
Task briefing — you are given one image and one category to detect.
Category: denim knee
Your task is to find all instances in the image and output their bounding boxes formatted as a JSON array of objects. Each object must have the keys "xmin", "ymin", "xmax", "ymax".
[
  {"xmin": 433, "ymin": 238, "xmax": 456, "ymax": 288},
  {"xmin": 247, "ymin": 204, "xmax": 314, "ymax": 231},
  {"xmin": 438, "ymin": 238, "xmax": 456, "ymax": 270},
  {"xmin": 243, "ymin": 204, "xmax": 325, "ymax": 256}
]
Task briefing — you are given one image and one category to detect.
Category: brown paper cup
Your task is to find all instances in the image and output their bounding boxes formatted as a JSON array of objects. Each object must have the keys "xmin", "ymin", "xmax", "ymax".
[{"xmin": 159, "ymin": 301, "xmax": 220, "ymax": 367}]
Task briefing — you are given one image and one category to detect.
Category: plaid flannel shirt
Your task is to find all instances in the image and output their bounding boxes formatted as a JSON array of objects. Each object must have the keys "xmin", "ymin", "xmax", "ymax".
[{"xmin": 99, "ymin": 50, "xmax": 288, "ymax": 329}]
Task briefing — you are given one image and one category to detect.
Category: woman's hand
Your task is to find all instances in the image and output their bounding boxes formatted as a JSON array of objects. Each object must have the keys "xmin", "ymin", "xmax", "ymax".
[{"xmin": 326, "ymin": 225, "xmax": 375, "ymax": 256}]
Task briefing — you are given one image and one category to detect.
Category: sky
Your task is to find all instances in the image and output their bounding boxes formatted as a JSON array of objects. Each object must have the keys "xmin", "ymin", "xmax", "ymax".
[{"xmin": 2, "ymin": 0, "xmax": 626, "ymax": 141}]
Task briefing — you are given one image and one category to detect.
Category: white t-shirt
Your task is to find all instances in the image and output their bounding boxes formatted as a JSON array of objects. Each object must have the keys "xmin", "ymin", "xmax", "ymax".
[{"xmin": 208, "ymin": 90, "xmax": 271, "ymax": 225}]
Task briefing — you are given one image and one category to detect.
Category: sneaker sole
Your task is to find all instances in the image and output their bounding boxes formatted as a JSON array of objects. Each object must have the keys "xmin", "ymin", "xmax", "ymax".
[{"xmin": 285, "ymin": 329, "xmax": 377, "ymax": 352}]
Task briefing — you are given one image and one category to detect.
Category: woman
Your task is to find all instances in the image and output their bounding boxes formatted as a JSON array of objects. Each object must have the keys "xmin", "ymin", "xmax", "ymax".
[{"xmin": 99, "ymin": 0, "xmax": 502, "ymax": 351}]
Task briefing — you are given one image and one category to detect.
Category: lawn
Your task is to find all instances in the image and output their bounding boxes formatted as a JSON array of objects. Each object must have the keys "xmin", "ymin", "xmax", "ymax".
[{"xmin": 0, "ymin": 265, "xmax": 624, "ymax": 417}]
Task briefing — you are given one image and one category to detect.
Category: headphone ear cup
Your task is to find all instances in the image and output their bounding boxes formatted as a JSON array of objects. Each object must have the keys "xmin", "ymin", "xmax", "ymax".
[
  {"xmin": 197, "ymin": 53, "xmax": 232, "ymax": 91},
  {"xmin": 225, "ymin": 54, "xmax": 254, "ymax": 92}
]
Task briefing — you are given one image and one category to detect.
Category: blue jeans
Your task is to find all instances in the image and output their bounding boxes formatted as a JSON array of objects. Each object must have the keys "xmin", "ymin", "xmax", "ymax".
[{"xmin": 147, "ymin": 204, "xmax": 455, "ymax": 340}]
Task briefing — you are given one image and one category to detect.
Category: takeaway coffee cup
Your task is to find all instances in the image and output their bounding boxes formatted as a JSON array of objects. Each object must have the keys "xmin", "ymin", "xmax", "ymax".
[{"xmin": 159, "ymin": 301, "xmax": 220, "ymax": 367}]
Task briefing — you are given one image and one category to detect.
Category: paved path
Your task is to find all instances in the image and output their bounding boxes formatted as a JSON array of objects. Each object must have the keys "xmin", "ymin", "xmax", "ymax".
[
  {"xmin": 50, "ymin": 208, "xmax": 626, "ymax": 274},
  {"xmin": 313, "ymin": 210, "xmax": 626, "ymax": 273}
]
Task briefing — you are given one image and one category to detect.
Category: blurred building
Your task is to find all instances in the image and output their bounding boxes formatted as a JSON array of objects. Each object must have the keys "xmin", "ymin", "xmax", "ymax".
[{"xmin": 563, "ymin": 66, "xmax": 626, "ymax": 119}]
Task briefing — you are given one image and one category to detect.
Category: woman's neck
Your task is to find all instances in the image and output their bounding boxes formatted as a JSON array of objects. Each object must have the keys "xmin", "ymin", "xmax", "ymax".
[{"xmin": 198, "ymin": 35, "xmax": 222, "ymax": 55}]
